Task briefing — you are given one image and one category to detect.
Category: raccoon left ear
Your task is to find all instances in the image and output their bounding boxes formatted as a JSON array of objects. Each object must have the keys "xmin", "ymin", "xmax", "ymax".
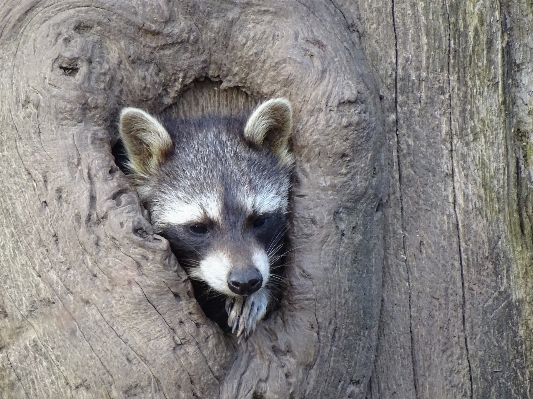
[
  {"xmin": 119, "ymin": 108, "xmax": 173, "ymax": 176},
  {"xmin": 244, "ymin": 98, "xmax": 294, "ymax": 165}
]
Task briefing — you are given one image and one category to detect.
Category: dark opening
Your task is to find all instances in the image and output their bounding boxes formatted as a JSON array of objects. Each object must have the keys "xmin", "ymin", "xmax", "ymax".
[
  {"xmin": 112, "ymin": 81, "xmax": 289, "ymax": 337},
  {"xmin": 111, "ymin": 138, "xmax": 129, "ymax": 175}
]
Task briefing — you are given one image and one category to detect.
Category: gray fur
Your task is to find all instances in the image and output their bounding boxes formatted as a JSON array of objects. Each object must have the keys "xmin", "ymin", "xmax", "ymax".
[{"xmin": 119, "ymin": 91, "xmax": 293, "ymax": 339}]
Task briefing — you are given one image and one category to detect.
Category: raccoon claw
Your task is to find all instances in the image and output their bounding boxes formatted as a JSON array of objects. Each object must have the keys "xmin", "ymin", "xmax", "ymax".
[{"xmin": 225, "ymin": 289, "xmax": 268, "ymax": 340}]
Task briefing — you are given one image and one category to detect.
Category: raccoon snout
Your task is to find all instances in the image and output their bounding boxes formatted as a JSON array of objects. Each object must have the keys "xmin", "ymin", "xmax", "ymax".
[{"xmin": 227, "ymin": 268, "xmax": 263, "ymax": 296}]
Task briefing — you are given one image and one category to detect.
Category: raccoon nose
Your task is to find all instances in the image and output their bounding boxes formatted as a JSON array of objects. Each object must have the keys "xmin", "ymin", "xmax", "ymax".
[{"xmin": 227, "ymin": 268, "xmax": 263, "ymax": 296}]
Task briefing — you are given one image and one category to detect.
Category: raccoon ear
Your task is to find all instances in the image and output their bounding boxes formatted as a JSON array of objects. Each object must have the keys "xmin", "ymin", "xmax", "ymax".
[
  {"xmin": 244, "ymin": 98, "xmax": 294, "ymax": 165},
  {"xmin": 119, "ymin": 108, "xmax": 173, "ymax": 176}
]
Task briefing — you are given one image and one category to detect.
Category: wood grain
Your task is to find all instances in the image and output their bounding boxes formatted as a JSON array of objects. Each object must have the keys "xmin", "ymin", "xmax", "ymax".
[{"xmin": 0, "ymin": 1, "xmax": 385, "ymax": 398}]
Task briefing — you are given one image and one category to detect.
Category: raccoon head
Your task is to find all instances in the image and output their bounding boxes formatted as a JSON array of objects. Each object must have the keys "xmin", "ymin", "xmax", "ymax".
[{"xmin": 119, "ymin": 99, "xmax": 293, "ymax": 301}]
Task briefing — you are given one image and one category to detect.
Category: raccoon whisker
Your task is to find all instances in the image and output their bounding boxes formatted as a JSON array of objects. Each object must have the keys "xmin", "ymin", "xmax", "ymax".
[
  {"xmin": 177, "ymin": 239, "xmax": 204, "ymax": 258},
  {"xmin": 264, "ymin": 290, "xmax": 275, "ymax": 301},
  {"xmin": 268, "ymin": 246, "xmax": 293, "ymax": 262},
  {"xmin": 265, "ymin": 225, "xmax": 286, "ymax": 247},
  {"xmin": 267, "ymin": 253, "xmax": 284, "ymax": 265},
  {"xmin": 267, "ymin": 274, "xmax": 285, "ymax": 284},
  {"xmin": 268, "ymin": 254, "xmax": 282, "ymax": 264},
  {"xmin": 264, "ymin": 285, "xmax": 282, "ymax": 301},
  {"xmin": 267, "ymin": 242, "xmax": 285, "ymax": 254},
  {"xmin": 280, "ymin": 243, "xmax": 309, "ymax": 253},
  {"xmin": 268, "ymin": 254, "xmax": 285, "ymax": 264},
  {"xmin": 269, "ymin": 243, "xmax": 311, "ymax": 259},
  {"xmin": 265, "ymin": 285, "xmax": 283, "ymax": 296},
  {"xmin": 269, "ymin": 262, "xmax": 291, "ymax": 271},
  {"xmin": 266, "ymin": 278, "xmax": 287, "ymax": 296},
  {"xmin": 269, "ymin": 266, "xmax": 285, "ymax": 281},
  {"xmin": 266, "ymin": 227, "xmax": 288, "ymax": 254},
  {"xmin": 269, "ymin": 229, "xmax": 287, "ymax": 249},
  {"xmin": 267, "ymin": 245, "xmax": 312, "ymax": 270}
]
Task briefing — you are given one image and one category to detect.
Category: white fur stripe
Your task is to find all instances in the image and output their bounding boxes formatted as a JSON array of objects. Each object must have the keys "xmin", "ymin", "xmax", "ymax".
[
  {"xmin": 201, "ymin": 193, "xmax": 223, "ymax": 222},
  {"xmin": 191, "ymin": 252, "xmax": 233, "ymax": 295},
  {"xmin": 252, "ymin": 250, "xmax": 269, "ymax": 287},
  {"xmin": 159, "ymin": 201, "xmax": 204, "ymax": 225},
  {"xmin": 252, "ymin": 182, "xmax": 289, "ymax": 214},
  {"xmin": 154, "ymin": 193, "xmax": 222, "ymax": 227},
  {"xmin": 190, "ymin": 249, "xmax": 270, "ymax": 296}
]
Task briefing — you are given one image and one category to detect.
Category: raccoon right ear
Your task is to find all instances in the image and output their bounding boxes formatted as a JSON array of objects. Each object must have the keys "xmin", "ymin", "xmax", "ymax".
[
  {"xmin": 244, "ymin": 98, "xmax": 294, "ymax": 166},
  {"xmin": 119, "ymin": 108, "xmax": 173, "ymax": 176}
]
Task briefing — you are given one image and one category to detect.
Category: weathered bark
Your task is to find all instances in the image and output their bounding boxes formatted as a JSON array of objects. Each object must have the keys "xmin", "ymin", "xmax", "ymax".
[
  {"xmin": 0, "ymin": 1, "xmax": 384, "ymax": 398},
  {"xmin": 350, "ymin": 0, "xmax": 533, "ymax": 397},
  {"xmin": 2, "ymin": 0, "xmax": 533, "ymax": 398}
]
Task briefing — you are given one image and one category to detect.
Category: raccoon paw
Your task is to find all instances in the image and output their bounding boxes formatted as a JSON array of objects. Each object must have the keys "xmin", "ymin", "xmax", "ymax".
[{"xmin": 225, "ymin": 289, "xmax": 269, "ymax": 340}]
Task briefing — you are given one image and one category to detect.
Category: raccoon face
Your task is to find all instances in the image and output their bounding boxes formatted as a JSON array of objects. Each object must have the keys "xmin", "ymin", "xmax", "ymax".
[
  {"xmin": 155, "ymin": 192, "xmax": 288, "ymax": 297},
  {"xmin": 119, "ymin": 99, "xmax": 293, "ymax": 301}
]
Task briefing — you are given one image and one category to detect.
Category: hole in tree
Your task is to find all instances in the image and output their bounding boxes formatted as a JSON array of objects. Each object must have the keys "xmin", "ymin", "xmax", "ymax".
[
  {"xmin": 59, "ymin": 64, "xmax": 79, "ymax": 77},
  {"xmin": 113, "ymin": 80, "xmax": 290, "ymax": 336},
  {"xmin": 111, "ymin": 138, "xmax": 129, "ymax": 175}
]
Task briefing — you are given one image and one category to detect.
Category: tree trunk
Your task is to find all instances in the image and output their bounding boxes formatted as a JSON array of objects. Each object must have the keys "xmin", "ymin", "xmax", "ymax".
[
  {"xmin": 352, "ymin": 0, "xmax": 533, "ymax": 397},
  {"xmin": 0, "ymin": 1, "xmax": 384, "ymax": 398},
  {"xmin": 0, "ymin": 1, "xmax": 531, "ymax": 399}
]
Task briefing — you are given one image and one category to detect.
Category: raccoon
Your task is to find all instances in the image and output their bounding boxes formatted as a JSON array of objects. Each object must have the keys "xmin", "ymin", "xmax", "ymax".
[{"xmin": 118, "ymin": 94, "xmax": 293, "ymax": 339}]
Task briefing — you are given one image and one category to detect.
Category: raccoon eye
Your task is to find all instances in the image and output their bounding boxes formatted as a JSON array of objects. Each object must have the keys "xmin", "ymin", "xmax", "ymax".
[
  {"xmin": 252, "ymin": 215, "xmax": 268, "ymax": 228},
  {"xmin": 189, "ymin": 223, "xmax": 209, "ymax": 235}
]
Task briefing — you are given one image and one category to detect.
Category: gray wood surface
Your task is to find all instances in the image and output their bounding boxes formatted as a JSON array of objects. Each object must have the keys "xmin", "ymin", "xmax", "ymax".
[
  {"xmin": 1, "ymin": 0, "xmax": 532, "ymax": 398},
  {"xmin": 0, "ymin": 1, "xmax": 384, "ymax": 398},
  {"xmin": 353, "ymin": 0, "xmax": 533, "ymax": 397}
]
